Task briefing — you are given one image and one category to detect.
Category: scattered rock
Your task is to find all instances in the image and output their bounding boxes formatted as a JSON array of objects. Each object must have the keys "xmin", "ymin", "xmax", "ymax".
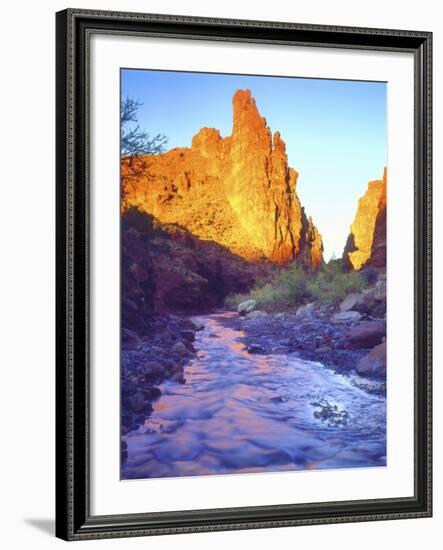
[
  {"xmin": 370, "ymin": 301, "xmax": 386, "ymax": 318},
  {"xmin": 171, "ymin": 341, "xmax": 188, "ymax": 357},
  {"xmin": 311, "ymin": 400, "xmax": 350, "ymax": 427},
  {"xmin": 339, "ymin": 293, "xmax": 372, "ymax": 314},
  {"xmin": 340, "ymin": 286, "xmax": 386, "ymax": 318},
  {"xmin": 180, "ymin": 329, "xmax": 195, "ymax": 342},
  {"xmin": 362, "ymin": 286, "xmax": 377, "ymax": 300},
  {"xmin": 332, "ymin": 311, "xmax": 362, "ymax": 323},
  {"xmin": 121, "ymin": 327, "xmax": 141, "ymax": 343},
  {"xmin": 238, "ymin": 299, "xmax": 256, "ymax": 316},
  {"xmin": 183, "ymin": 340, "xmax": 196, "ymax": 353},
  {"xmin": 142, "ymin": 386, "xmax": 161, "ymax": 401},
  {"xmin": 247, "ymin": 343, "xmax": 265, "ymax": 354},
  {"xmin": 344, "ymin": 321, "xmax": 386, "ymax": 350},
  {"xmin": 141, "ymin": 361, "xmax": 166, "ymax": 380},
  {"xmin": 128, "ymin": 391, "xmax": 146, "ymax": 413},
  {"xmin": 169, "ymin": 363, "xmax": 184, "ymax": 375},
  {"xmin": 296, "ymin": 303, "xmax": 315, "ymax": 319},
  {"xmin": 245, "ymin": 310, "xmax": 268, "ymax": 320},
  {"xmin": 356, "ymin": 341, "xmax": 386, "ymax": 379},
  {"xmin": 274, "ymin": 312, "xmax": 287, "ymax": 320},
  {"xmin": 170, "ymin": 371, "xmax": 186, "ymax": 384},
  {"xmin": 189, "ymin": 319, "xmax": 204, "ymax": 331},
  {"xmin": 121, "ymin": 313, "xmax": 196, "ymax": 434}
]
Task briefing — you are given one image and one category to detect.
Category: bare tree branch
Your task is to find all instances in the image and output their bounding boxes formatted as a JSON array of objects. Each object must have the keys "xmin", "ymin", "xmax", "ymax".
[{"xmin": 120, "ymin": 97, "xmax": 168, "ymax": 158}]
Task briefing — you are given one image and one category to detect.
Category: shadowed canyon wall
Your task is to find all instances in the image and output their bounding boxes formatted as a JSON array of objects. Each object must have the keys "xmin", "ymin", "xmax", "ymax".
[
  {"xmin": 121, "ymin": 208, "xmax": 274, "ymax": 325},
  {"xmin": 343, "ymin": 168, "xmax": 387, "ymax": 270},
  {"xmin": 122, "ymin": 89, "xmax": 323, "ymax": 268}
]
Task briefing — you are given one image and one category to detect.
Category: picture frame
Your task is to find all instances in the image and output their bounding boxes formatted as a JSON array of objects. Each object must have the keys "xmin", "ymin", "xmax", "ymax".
[{"xmin": 55, "ymin": 8, "xmax": 432, "ymax": 541}]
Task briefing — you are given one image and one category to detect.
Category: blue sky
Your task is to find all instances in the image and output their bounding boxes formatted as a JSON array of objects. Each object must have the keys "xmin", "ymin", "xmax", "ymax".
[{"xmin": 121, "ymin": 69, "xmax": 387, "ymax": 260}]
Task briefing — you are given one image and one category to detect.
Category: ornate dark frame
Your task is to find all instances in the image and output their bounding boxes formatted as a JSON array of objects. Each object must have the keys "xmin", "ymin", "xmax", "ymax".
[{"xmin": 55, "ymin": 8, "xmax": 432, "ymax": 541}]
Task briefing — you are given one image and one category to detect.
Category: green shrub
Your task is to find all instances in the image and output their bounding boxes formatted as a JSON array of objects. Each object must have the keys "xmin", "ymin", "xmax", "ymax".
[
  {"xmin": 277, "ymin": 265, "xmax": 311, "ymax": 303},
  {"xmin": 250, "ymin": 284, "xmax": 289, "ymax": 311},
  {"xmin": 307, "ymin": 264, "xmax": 367, "ymax": 304},
  {"xmin": 224, "ymin": 264, "xmax": 312, "ymax": 312}
]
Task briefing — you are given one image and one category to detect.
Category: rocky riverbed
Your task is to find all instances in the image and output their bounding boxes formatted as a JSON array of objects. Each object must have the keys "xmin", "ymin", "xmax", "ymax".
[
  {"xmin": 121, "ymin": 312, "xmax": 387, "ymax": 479},
  {"xmin": 121, "ymin": 315, "xmax": 201, "ymax": 447}
]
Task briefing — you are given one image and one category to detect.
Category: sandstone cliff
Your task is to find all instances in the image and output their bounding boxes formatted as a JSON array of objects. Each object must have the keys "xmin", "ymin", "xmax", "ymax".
[
  {"xmin": 122, "ymin": 89, "xmax": 323, "ymax": 268},
  {"xmin": 343, "ymin": 168, "xmax": 387, "ymax": 270}
]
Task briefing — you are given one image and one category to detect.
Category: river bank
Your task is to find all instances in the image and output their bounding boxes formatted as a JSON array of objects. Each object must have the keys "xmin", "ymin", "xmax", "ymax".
[
  {"xmin": 228, "ymin": 308, "xmax": 386, "ymax": 396},
  {"xmin": 121, "ymin": 315, "xmax": 200, "ymax": 444}
]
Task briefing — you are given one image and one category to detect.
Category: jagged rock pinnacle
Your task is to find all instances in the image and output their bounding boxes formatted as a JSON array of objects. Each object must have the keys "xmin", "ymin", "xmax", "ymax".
[{"xmin": 122, "ymin": 89, "xmax": 323, "ymax": 267}]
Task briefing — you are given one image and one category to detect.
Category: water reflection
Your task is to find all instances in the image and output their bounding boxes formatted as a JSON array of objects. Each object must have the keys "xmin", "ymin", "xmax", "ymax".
[{"xmin": 122, "ymin": 312, "xmax": 386, "ymax": 479}]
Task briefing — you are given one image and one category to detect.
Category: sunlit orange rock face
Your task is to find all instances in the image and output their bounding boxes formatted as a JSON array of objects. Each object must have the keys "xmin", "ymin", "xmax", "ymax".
[
  {"xmin": 122, "ymin": 89, "xmax": 323, "ymax": 267},
  {"xmin": 343, "ymin": 168, "xmax": 387, "ymax": 270}
]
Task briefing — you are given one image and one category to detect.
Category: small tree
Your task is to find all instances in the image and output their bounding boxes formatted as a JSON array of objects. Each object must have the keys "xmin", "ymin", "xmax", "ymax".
[{"xmin": 120, "ymin": 97, "xmax": 167, "ymax": 158}]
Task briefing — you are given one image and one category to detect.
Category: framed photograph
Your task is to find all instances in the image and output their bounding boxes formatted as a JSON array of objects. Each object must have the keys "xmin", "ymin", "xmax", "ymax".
[{"xmin": 55, "ymin": 8, "xmax": 432, "ymax": 541}]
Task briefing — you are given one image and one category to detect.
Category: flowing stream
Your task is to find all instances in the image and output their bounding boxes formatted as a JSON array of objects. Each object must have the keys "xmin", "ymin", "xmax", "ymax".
[{"xmin": 122, "ymin": 312, "xmax": 386, "ymax": 479}]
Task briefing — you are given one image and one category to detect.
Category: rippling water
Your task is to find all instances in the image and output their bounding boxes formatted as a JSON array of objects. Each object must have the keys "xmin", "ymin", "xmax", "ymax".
[{"xmin": 121, "ymin": 312, "xmax": 386, "ymax": 479}]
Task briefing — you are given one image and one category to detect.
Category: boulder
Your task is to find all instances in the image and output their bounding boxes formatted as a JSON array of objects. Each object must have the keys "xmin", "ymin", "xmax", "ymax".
[
  {"xmin": 169, "ymin": 362, "xmax": 184, "ymax": 375},
  {"xmin": 128, "ymin": 391, "xmax": 145, "ymax": 413},
  {"xmin": 274, "ymin": 312, "xmax": 287, "ymax": 320},
  {"xmin": 339, "ymin": 293, "xmax": 373, "ymax": 314},
  {"xmin": 142, "ymin": 386, "xmax": 161, "ymax": 401},
  {"xmin": 296, "ymin": 303, "xmax": 315, "ymax": 319},
  {"xmin": 370, "ymin": 301, "xmax": 386, "ymax": 318},
  {"xmin": 121, "ymin": 327, "xmax": 141, "ymax": 343},
  {"xmin": 356, "ymin": 341, "xmax": 386, "ymax": 379},
  {"xmin": 344, "ymin": 321, "xmax": 386, "ymax": 350},
  {"xmin": 180, "ymin": 329, "xmax": 195, "ymax": 342},
  {"xmin": 171, "ymin": 341, "xmax": 188, "ymax": 357},
  {"xmin": 170, "ymin": 371, "xmax": 186, "ymax": 384},
  {"xmin": 238, "ymin": 299, "xmax": 256, "ymax": 316},
  {"xmin": 141, "ymin": 361, "xmax": 166, "ymax": 378},
  {"xmin": 245, "ymin": 310, "xmax": 268, "ymax": 320},
  {"xmin": 189, "ymin": 319, "xmax": 204, "ymax": 331},
  {"xmin": 332, "ymin": 311, "xmax": 362, "ymax": 323},
  {"xmin": 247, "ymin": 343, "xmax": 266, "ymax": 354}
]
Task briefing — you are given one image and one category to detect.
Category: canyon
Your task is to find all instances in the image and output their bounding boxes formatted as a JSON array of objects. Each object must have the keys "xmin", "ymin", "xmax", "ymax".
[{"xmin": 120, "ymin": 90, "xmax": 388, "ymax": 474}]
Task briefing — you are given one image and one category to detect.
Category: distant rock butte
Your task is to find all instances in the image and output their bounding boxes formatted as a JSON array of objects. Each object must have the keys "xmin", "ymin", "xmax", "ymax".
[
  {"xmin": 122, "ymin": 89, "xmax": 323, "ymax": 267},
  {"xmin": 343, "ymin": 168, "xmax": 387, "ymax": 270}
]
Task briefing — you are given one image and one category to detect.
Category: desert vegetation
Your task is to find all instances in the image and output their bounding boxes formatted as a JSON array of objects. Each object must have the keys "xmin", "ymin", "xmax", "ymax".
[{"xmin": 225, "ymin": 260, "xmax": 370, "ymax": 313}]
